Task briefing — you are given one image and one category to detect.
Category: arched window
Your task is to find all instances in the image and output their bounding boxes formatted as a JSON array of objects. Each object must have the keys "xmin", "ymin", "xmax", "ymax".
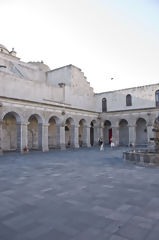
[
  {"xmin": 102, "ymin": 98, "xmax": 107, "ymax": 112},
  {"xmin": 126, "ymin": 94, "xmax": 132, "ymax": 106},
  {"xmin": 155, "ymin": 90, "xmax": 159, "ymax": 107}
]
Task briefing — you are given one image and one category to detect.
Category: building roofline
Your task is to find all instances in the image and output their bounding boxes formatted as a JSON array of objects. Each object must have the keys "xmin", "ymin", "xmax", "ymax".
[
  {"xmin": 95, "ymin": 82, "xmax": 159, "ymax": 95},
  {"xmin": 47, "ymin": 64, "xmax": 82, "ymax": 73}
]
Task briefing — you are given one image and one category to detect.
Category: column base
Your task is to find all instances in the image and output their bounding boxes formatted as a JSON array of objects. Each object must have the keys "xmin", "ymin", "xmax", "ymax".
[
  {"xmin": 83, "ymin": 143, "xmax": 91, "ymax": 148},
  {"xmin": 71, "ymin": 143, "xmax": 79, "ymax": 148},
  {"xmin": 42, "ymin": 147, "xmax": 49, "ymax": 152},
  {"xmin": 60, "ymin": 144, "xmax": 66, "ymax": 150}
]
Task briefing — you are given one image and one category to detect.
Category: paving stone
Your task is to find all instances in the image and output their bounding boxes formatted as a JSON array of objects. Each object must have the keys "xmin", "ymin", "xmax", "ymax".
[
  {"xmin": 108, "ymin": 235, "xmax": 129, "ymax": 240},
  {"xmin": 0, "ymin": 147, "xmax": 159, "ymax": 240},
  {"xmin": 116, "ymin": 223, "xmax": 149, "ymax": 240}
]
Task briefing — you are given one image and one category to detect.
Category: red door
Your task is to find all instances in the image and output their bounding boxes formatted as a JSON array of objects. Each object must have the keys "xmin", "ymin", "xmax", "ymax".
[{"xmin": 109, "ymin": 128, "xmax": 112, "ymax": 144}]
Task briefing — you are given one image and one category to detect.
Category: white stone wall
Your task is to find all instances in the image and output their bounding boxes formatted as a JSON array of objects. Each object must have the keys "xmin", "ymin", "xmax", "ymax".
[
  {"xmin": 95, "ymin": 84, "xmax": 159, "ymax": 112},
  {"xmin": 65, "ymin": 66, "xmax": 94, "ymax": 110},
  {"xmin": 0, "ymin": 52, "xmax": 95, "ymax": 111},
  {"xmin": 0, "ymin": 71, "xmax": 63, "ymax": 103},
  {"xmin": 1, "ymin": 44, "xmax": 159, "ymax": 151},
  {"xmin": 46, "ymin": 65, "xmax": 72, "ymax": 86},
  {"xmin": 46, "ymin": 65, "xmax": 95, "ymax": 111}
]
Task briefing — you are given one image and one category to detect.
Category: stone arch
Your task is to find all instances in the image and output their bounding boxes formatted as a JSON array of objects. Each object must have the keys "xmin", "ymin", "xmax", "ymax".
[
  {"xmin": 65, "ymin": 117, "xmax": 75, "ymax": 148},
  {"xmin": 136, "ymin": 118, "xmax": 147, "ymax": 145},
  {"xmin": 119, "ymin": 119, "xmax": 129, "ymax": 146},
  {"xmin": 27, "ymin": 114, "xmax": 43, "ymax": 150},
  {"xmin": 103, "ymin": 120, "xmax": 112, "ymax": 145},
  {"xmin": 48, "ymin": 116, "xmax": 60, "ymax": 149},
  {"xmin": 2, "ymin": 111, "xmax": 21, "ymax": 151},
  {"xmin": 79, "ymin": 119, "xmax": 87, "ymax": 147}
]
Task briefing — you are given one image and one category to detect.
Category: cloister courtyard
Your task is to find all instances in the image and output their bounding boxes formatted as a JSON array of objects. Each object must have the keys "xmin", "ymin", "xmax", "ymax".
[{"xmin": 0, "ymin": 147, "xmax": 159, "ymax": 240}]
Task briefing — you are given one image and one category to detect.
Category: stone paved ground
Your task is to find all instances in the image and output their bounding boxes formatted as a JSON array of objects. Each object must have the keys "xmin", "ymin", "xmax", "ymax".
[{"xmin": 0, "ymin": 147, "xmax": 159, "ymax": 240}]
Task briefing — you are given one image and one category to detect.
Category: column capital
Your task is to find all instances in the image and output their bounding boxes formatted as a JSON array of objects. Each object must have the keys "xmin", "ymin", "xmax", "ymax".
[
  {"xmin": 128, "ymin": 124, "xmax": 136, "ymax": 128},
  {"xmin": 74, "ymin": 125, "xmax": 80, "ymax": 128},
  {"xmin": 42, "ymin": 123, "xmax": 50, "ymax": 127},
  {"xmin": 111, "ymin": 124, "xmax": 117, "ymax": 128},
  {"xmin": 58, "ymin": 122, "xmax": 65, "ymax": 127},
  {"xmin": 21, "ymin": 122, "xmax": 30, "ymax": 126},
  {"xmin": 146, "ymin": 123, "xmax": 153, "ymax": 127},
  {"xmin": 112, "ymin": 125, "xmax": 119, "ymax": 129}
]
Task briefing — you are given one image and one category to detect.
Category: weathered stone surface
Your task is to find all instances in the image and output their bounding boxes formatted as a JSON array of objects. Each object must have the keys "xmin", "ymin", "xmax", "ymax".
[{"xmin": 0, "ymin": 147, "xmax": 159, "ymax": 240}]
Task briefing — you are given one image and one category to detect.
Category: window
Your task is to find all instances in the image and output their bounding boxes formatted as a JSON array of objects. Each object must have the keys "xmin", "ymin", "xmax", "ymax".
[
  {"xmin": 126, "ymin": 94, "xmax": 132, "ymax": 106},
  {"xmin": 102, "ymin": 98, "xmax": 107, "ymax": 112},
  {"xmin": 156, "ymin": 90, "xmax": 159, "ymax": 107}
]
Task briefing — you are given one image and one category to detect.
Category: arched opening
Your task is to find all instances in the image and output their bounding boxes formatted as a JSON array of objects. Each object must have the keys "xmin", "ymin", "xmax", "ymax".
[
  {"xmin": 102, "ymin": 98, "xmax": 107, "ymax": 112},
  {"xmin": 103, "ymin": 120, "xmax": 112, "ymax": 145},
  {"xmin": 119, "ymin": 119, "xmax": 129, "ymax": 146},
  {"xmin": 28, "ymin": 114, "xmax": 43, "ymax": 150},
  {"xmin": 136, "ymin": 118, "xmax": 147, "ymax": 145},
  {"xmin": 79, "ymin": 119, "xmax": 87, "ymax": 147},
  {"xmin": 48, "ymin": 116, "xmax": 59, "ymax": 149},
  {"xmin": 126, "ymin": 94, "xmax": 132, "ymax": 106},
  {"xmin": 90, "ymin": 121, "xmax": 95, "ymax": 146},
  {"xmin": 2, "ymin": 112, "xmax": 21, "ymax": 151},
  {"xmin": 155, "ymin": 90, "xmax": 159, "ymax": 107},
  {"xmin": 65, "ymin": 118, "xmax": 75, "ymax": 148}
]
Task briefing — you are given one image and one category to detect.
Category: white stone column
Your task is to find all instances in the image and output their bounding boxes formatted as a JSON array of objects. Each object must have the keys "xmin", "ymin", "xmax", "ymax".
[
  {"xmin": 147, "ymin": 123, "xmax": 154, "ymax": 145},
  {"xmin": 38, "ymin": 123, "xmax": 43, "ymax": 150},
  {"xmin": 82, "ymin": 125, "xmax": 87, "ymax": 147},
  {"xmin": 16, "ymin": 123, "xmax": 22, "ymax": 152},
  {"xmin": 98, "ymin": 123, "xmax": 104, "ymax": 143},
  {"xmin": 85, "ymin": 125, "xmax": 91, "ymax": 147},
  {"xmin": 128, "ymin": 125, "xmax": 136, "ymax": 146},
  {"xmin": 0, "ymin": 121, "xmax": 2, "ymax": 154},
  {"xmin": 20, "ymin": 122, "xmax": 28, "ymax": 152},
  {"xmin": 70, "ymin": 125, "xmax": 75, "ymax": 148},
  {"xmin": 93, "ymin": 125, "xmax": 98, "ymax": 146},
  {"xmin": 112, "ymin": 126, "xmax": 119, "ymax": 146},
  {"xmin": 73, "ymin": 125, "xmax": 79, "ymax": 148},
  {"xmin": 56, "ymin": 124, "xmax": 66, "ymax": 150},
  {"xmin": 42, "ymin": 123, "xmax": 49, "ymax": 152}
]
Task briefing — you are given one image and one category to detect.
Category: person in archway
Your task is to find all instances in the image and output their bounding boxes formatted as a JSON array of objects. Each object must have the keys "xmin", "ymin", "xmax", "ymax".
[
  {"xmin": 110, "ymin": 137, "xmax": 115, "ymax": 149},
  {"xmin": 98, "ymin": 137, "xmax": 104, "ymax": 151}
]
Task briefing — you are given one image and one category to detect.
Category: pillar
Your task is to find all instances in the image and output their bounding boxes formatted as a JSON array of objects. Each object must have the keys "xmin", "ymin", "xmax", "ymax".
[
  {"xmin": 128, "ymin": 125, "xmax": 136, "ymax": 146},
  {"xmin": 112, "ymin": 125, "xmax": 119, "ymax": 146},
  {"xmin": 56, "ymin": 124, "xmax": 66, "ymax": 150},
  {"xmin": 98, "ymin": 122, "xmax": 104, "ymax": 143},
  {"xmin": 38, "ymin": 123, "xmax": 43, "ymax": 150},
  {"xmin": 93, "ymin": 125, "xmax": 99, "ymax": 146},
  {"xmin": 70, "ymin": 125, "xmax": 75, "ymax": 148},
  {"xmin": 73, "ymin": 125, "xmax": 79, "ymax": 148},
  {"xmin": 147, "ymin": 123, "xmax": 154, "ymax": 146},
  {"xmin": 42, "ymin": 123, "xmax": 49, "ymax": 152},
  {"xmin": 20, "ymin": 122, "xmax": 28, "ymax": 152},
  {"xmin": 82, "ymin": 125, "xmax": 87, "ymax": 147},
  {"xmin": 16, "ymin": 123, "xmax": 21, "ymax": 151},
  {"xmin": 85, "ymin": 125, "xmax": 91, "ymax": 147}
]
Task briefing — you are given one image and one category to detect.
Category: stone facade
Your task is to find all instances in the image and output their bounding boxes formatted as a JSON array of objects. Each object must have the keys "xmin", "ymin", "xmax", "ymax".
[{"xmin": 0, "ymin": 44, "xmax": 159, "ymax": 152}]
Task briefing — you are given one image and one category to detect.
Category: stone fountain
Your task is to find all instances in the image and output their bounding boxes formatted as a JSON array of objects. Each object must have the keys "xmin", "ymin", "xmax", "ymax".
[{"xmin": 123, "ymin": 117, "xmax": 159, "ymax": 165}]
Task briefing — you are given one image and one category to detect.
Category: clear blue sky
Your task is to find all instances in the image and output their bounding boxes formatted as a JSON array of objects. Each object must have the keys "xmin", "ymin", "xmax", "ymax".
[{"xmin": 1, "ymin": 0, "xmax": 159, "ymax": 92}]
